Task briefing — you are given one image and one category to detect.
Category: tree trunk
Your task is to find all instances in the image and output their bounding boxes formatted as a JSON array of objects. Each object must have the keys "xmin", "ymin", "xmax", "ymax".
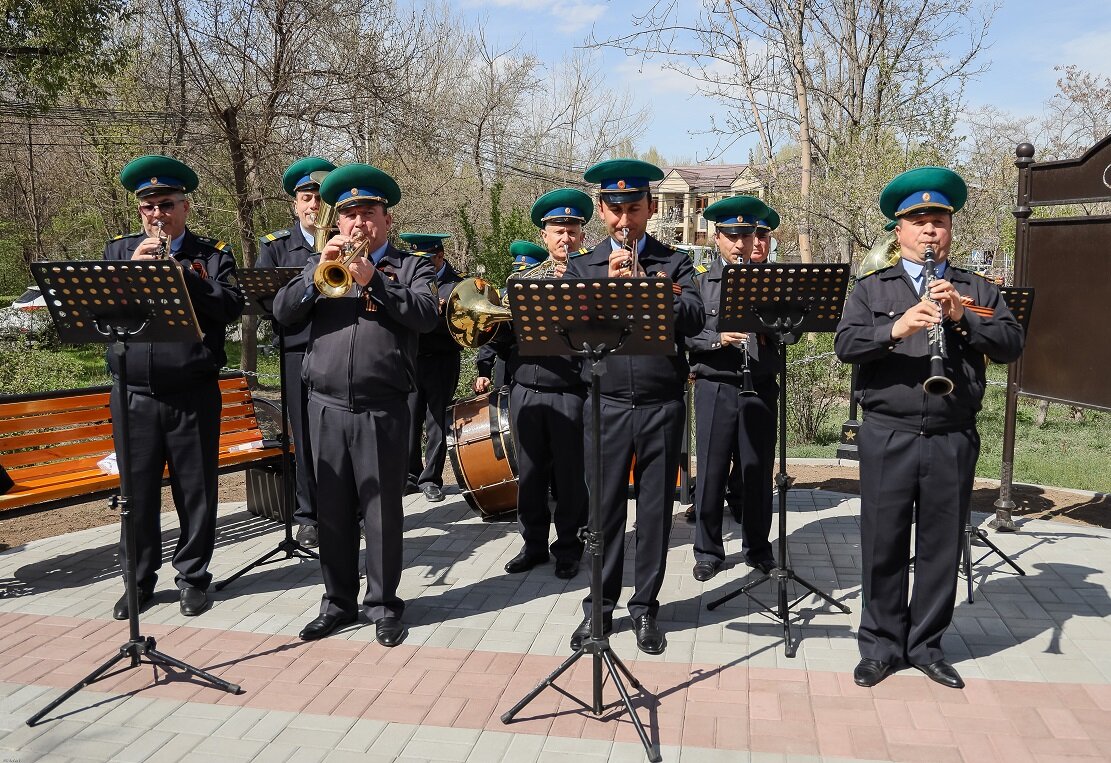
[
  {"xmin": 221, "ymin": 106, "xmax": 260, "ymax": 387},
  {"xmin": 790, "ymin": 3, "xmax": 814, "ymax": 263}
]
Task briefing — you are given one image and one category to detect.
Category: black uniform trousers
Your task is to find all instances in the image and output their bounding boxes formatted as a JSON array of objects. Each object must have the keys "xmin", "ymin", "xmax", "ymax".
[
  {"xmin": 407, "ymin": 352, "xmax": 460, "ymax": 490},
  {"xmin": 283, "ymin": 351, "xmax": 316, "ymax": 527},
  {"xmin": 110, "ymin": 381, "xmax": 221, "ymax": 592},
  {"xmin": 509, "ymin": 384, "xmax": 587, "ymax": 563},
  {"xmin": 309, "ymin": 395, "xmax": 408, "ymax": 622},
  {"xmin": 693, "ymin": 378, "xmax": 776, "ymax": 565},
  {"xmin": 583, "ymin": 398, "xmax": 683, "ymax": 620},
  {"xmin": 857, "ymin": 420, "xmax": 978, "ymax": 666}
]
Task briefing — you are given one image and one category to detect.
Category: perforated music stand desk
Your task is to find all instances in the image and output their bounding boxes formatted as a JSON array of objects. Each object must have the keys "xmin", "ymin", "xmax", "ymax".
[
  {"xmin": 216, "ymin": 267, "xmax": 317, "ymax": 591},
  {"xmin": 1000, "ymin": 287, "xmax": 1034, "ymax": 332},
  {"xmin": 709, "ymin": 262, "xmax": 852, "ymax": 658},
  {"xmin": 26, "ymin": 260, "xmax": 240, "ymax": 726},
  {"xmin": 501, "ymin": 276, "xmax": 674, "ymax": 763}
]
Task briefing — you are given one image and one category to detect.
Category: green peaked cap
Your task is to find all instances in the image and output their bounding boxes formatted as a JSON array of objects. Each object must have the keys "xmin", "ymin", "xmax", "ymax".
[
  {"xmin": 282, "ymin": 157, "xmax": 336, "ymax": 197},
  {"xmin": 702, "ymin": 195, "xmax": 770, "ymax": 227},
  {"xmin": 119, "ymin": 155, "xmax": 199, "ymax": 196},
  {"xmin": 399, "ymin": 232, "xmax": 450, "ymax": 252},
  {"xmin": 319, "ymin": 163, "xmax": 402, "ymax": 209},
  {"xmin": 879, "ymin": 166, "xmax": 967, "ymax": 220},
  {"xmin": 531, "ymin": 188, "xmax": 594, "ymax": 227}
]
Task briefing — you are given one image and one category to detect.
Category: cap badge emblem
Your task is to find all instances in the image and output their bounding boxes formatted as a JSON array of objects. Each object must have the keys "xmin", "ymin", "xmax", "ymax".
[
  {"xmin": 565, "ymin": 207, "xmax": 571, "ymax": 214},
  {"xmin": 922, "ymin": 192, "xmax": 931, "ymax": 201},
  {"xmin": 616, "ymin": 179, "xmax": 626, "ymax": 189}
]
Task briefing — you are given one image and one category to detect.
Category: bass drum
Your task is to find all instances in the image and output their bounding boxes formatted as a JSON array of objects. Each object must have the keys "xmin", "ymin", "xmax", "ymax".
[{"xmin": 446, "ymin": 388, "xmax": 518, "ymax": 518}]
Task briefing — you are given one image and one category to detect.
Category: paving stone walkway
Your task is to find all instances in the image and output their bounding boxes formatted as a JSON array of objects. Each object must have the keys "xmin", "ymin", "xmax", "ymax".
[{"xmin": 2, "ymin": 482, "xmax": 1110, "ymax": 762}]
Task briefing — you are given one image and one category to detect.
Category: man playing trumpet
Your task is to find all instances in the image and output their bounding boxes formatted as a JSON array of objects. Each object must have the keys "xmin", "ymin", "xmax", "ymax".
[
  {"xmin": 274, "ymin": 163, "xmax": 439, "ymax": 645},
  {"xmin": 835, "ymin": 166, "xmax": 1024, "ymax": 688}
]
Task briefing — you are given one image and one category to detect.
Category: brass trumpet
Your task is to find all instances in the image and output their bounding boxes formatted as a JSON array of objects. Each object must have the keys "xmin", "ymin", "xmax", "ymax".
[
  {"xmin": 154, "ymin": 220, "xmax": 169, "ymax": 258},
  {"xmin": 314, "ymin": 233, "xmax": 368, "ymax": 298}
]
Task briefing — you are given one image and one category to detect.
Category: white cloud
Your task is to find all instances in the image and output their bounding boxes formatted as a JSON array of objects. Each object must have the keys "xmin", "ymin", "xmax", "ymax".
[
  {"xmin": 1058, "ymin": 28, "xmax": 1111, "ymax": 77},
  {"xmin": 552, "ymin": 2, "xmax": 607, "ymax": 34}
]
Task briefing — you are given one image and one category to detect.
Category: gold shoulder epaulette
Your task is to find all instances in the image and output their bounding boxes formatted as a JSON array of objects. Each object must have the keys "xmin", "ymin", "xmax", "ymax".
[
  {"xmin": 196, "ymin": 236, "xmax": 232, "ymax": 252},
  {"xmin": 111, "ymin": 232, "xmax": 143, "ymax": 242},
  {"xmin": 263, "ymin": 229, "xmax": 291, "ymax": 242},
  {"xmin": 694, "ymin": 263, "xmax": 708, "ymax": 274}
]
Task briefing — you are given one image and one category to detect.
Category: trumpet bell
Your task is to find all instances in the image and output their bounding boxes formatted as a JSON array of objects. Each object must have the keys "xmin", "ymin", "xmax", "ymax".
[
  {"xmin": 447, "ymin": 277, "xmax": 512, "ymax": 348},
  {"xmin": 313, "ymin": 260, "xmax": 353, "ymax": 298}
]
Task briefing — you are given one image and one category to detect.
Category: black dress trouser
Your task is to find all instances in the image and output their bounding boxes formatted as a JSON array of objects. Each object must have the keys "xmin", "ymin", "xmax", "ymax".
[
  {"xmin": 407, "ymin": 352, "xmax": 460, "ymax": 489},
  {"xmin": 111, "ymin": 380, "xmax": 221, "ymax": 592},
  {"xmin": 309, "ymin": 394, "xmax": 408, "ymax": 622},
  {"xmin": 582, "ymin": 397, "xmax": 684, "ymax": 620},
  {"xmin": 857, "ymin": 420, "xmax": 978, "ymax": 666},
  {"xmin": 692, "ymin": 377, "xmax": 776, "ymax": 565},
  {"xmin": 509, "ymin": 384, "xmax": 587, "ymax": 562},
  {"xmin": 283, "ymin": 351, "xmax": 317, "ymax": 527}
]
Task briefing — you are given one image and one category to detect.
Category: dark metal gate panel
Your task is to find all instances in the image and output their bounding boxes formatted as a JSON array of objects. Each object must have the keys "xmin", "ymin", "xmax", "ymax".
[{"xmin": 1021, "ymin": 217, "xmax": 1111, "ymax": 410}]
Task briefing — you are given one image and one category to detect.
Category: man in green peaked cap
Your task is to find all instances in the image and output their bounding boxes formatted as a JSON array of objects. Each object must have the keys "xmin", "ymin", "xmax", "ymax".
[
  {"xmin": 106, "ymin": 155, "xmax": 244, "ymax": 620},
  {"xmin": 475, "ymin": 190, "xmax": 593, "ymax": 580},
  {"xmin": 399, "ymin": 232, "xmax": 463, "ymax": 504},
  {"xmin": 563, "ymin": 158, "xmax": 705, "ymax": 656},
  {"xmin": 273, "ymin": 163, "xmax": 438, "ymax": 647},
  {"xmin": 257, "ymin": 156, "xmax": 338, "ymax": 549},
  {"xmin": 687, "ymin": 195, "xmax": 780, "ymax": 584},
  {"xmin": 836, "ymin": 166, "xmax": 1024, "ymax": 690}
]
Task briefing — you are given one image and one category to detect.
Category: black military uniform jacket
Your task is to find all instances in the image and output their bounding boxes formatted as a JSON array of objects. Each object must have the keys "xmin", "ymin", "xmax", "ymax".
[
  {"xmin": 688, "ymin": 257, "xmax": 780, "ymax": 384},
  {"xmin": 104, "ymin": 229, "xmax": 244, "ymax": 393},
  {"xmin": 257, "ymin": 225, "xmax": 315, "ymax": 351},
  {"xmin": 563, "ymin": 235, "xmax": 705, "ymax": 405},
  {"xmin": 835, "ymin": 262, "xmax": 1024, "ymax": 433},
  {"xmin": 272, "ymin": 243, "xmax": 439, "ymax": 411},
  {"xmin": 419, "ymin": 260, "xmax": 465, "ymax": 357}
]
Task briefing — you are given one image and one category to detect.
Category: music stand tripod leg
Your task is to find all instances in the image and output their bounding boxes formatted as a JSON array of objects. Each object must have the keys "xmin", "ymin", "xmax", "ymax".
[
  {"xmin": 962, "ymin": 522, "xmax": 1026, "ymax": 603},
  {"xmin": 499, "ymin": 346, "xmax": 660, "ymax": 763},
  {"xmin": 28, "ymin": 335, "xmax": 241, "ymax": 726}
]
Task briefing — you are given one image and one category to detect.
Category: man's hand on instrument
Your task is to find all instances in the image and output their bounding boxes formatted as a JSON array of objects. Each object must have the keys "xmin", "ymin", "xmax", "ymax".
[
  {"xmin": 891, "ymin": 301, "xmax": 942, "ymax": 340},
  {"xmin": 607, "ymin": 249, "xmax": 646, "ymax": 278},
  {"xmin": 130, "ymin": 237, "xmax": 163, "ymax": 260},
  {"xmin": 554, "ymin": 262, "xmax": 567, "ymax": 278},
  {"xmin": 474, "ymin": 377, "xmax": 491, "ymax": 394},
  {"xmin": 928, "ymin": 278, "xmax": 964, "ymax": 321},
  {"xmin": 720, "ymin": 331, "xmax": 748, "ymax": 346},
  {"xmin": 320, "ymin": 235, "xmax": 348, "ymax": 262},
  {"xmin": 348, "ymin": 257, "xmax": 375, "ymax": 287}
]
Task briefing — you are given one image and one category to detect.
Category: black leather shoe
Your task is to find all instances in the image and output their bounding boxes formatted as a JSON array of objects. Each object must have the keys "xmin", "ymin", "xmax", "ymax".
[
  {"xmin": 112, "ymin": 589, "xmax": 152, "ymax": 620},
  {"xmin": 692, "ymin": 561, "xmax": 720, "ymax": 582},
  {"xmin": 634, "ymin": 615, "xmax": 666, "ymax": 655},
  {"xmin": 295, "ymin": 524, "xmax": 319, "ymax": 548},
  {"xmin": 554, "ymin": 559, "xmax": 579, "ymax": 579},
  {"xmin": 569, "ymin": 614, "xmax": 612, "ymax": 651},
  {"xmin": 504, "ymin": 549, "xmax": 550, "ymax": 574},
  {"xmin": 299, "ymin": 613, "xmax": 357, "ymax": 641},
  {"xmin": 853, "ymin": 658, "xmax": 896, "ymax": 687},
  {"xmin": 745, "ymin": 556, "xmax": 776, "ymax": 574},
  {"xmin": 914, "ymin": 660, "xmax": 964, "ymax": 689},
  {"xmin": 422, "ymin": 484, "xmax": 444, "ymax": 502},
  {"xmin": 179, "ymin": 587, "xmax": 210, "ymax": 617},
  {"xmin": 683, "ymin": 505, "xmax": 695, "ymax": 524},
  {"xmin": 375, "ymin": 616, "xmax": 405, "ymax": 647}
]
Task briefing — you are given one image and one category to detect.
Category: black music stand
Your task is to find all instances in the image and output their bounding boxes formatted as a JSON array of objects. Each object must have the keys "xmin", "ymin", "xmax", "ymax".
[
  {"xmin": 957, "ymin": 286, "xmax": 1035, "ymax": 601},
  {"xmin": 499, "ymin": 276, "xmax": 675, "ymax": 763},
  {"xmin": 26, "ymin": 260, "xmax": 241, "ymax": 726},
  {"xmin": 707, "ymin": 263, "xmax": 852, "ymax": 658},
  {"xmin": 216, "ymin": 267, "xmax": 317, "ymax": 591}
]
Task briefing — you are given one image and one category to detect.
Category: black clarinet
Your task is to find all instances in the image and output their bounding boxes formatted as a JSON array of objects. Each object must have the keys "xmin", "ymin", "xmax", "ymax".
[
  {"xmin": 922, "ymin": 245, "xmax": 955, "ymax": 396},
  {"xmin": 739, "ymin": 334, "xmax": 757, "ymax": 396}
]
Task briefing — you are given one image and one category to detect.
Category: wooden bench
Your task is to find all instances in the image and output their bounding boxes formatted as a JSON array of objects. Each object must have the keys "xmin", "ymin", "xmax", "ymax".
[{"xmin": 0, "ymin": 373, "xmax": 285, "ymax": 513}]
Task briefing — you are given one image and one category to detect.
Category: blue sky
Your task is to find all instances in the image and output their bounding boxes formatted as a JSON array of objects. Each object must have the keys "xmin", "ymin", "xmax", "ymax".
[{"xmin": 453, "ymin": 0, "xmax": 1111, "ymax": 163}]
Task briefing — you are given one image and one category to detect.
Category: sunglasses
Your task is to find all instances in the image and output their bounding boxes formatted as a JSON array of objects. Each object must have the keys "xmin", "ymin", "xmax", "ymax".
[{"xmin": 138, "ymin": 200, "xmax": 181, "ymax": 214}]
